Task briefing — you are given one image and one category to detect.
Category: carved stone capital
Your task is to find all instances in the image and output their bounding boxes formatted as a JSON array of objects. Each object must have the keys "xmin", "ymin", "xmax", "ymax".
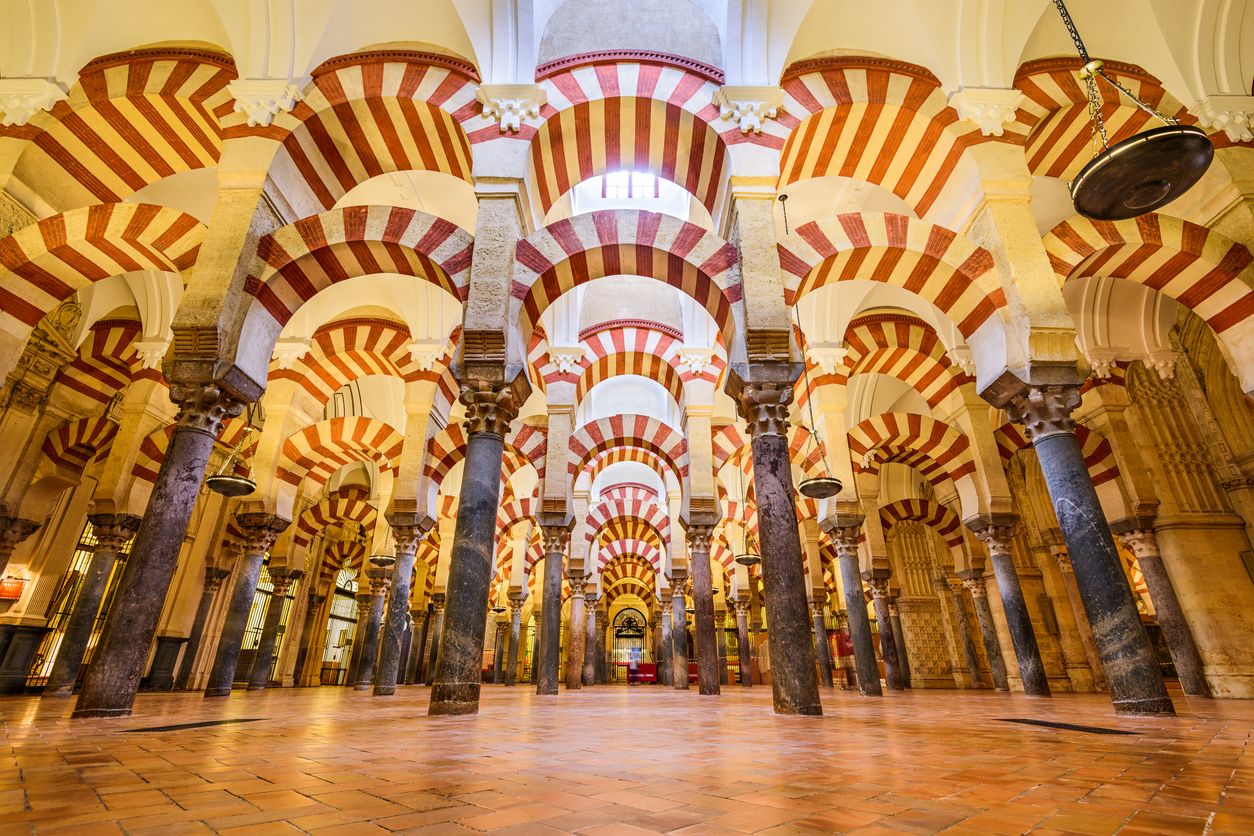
[
  {"xmin": 204, "ymin": 566, "xmax": 231, "ymax": 593},
  {"xmin": 86, "ymin": 513, "xmax": 141, "ymax": 554},
  {"xmin": 234, "ymin": 513, "xmax": 289, "ymax": 555},
  {"xmin": 1002, "ymin": 384, "xmax": 1081, "ymax": 443},
  {"xmin": 1114, "ymin": 528, "xmax": 1159, "ymax": 560},
  {"xmin": 459, "ymin": 378, "xmax": 523, "ymax": 437},
  {"xmin": 958, "ymin": 572, "xmax": 987, "ymax": 598},
  {"xmin": 732, "ymin": 600, "xmax": 751, "ymax": 617},
  {"xmin": 968, "ymin": 517, "xmax": 1017, "ymax": 558},
  {"xmin": 0, "ymin": 79, "xmax": 68, "ymax": 126},
  {"xmin": 539, "ymin": 520, "xmax": 573, "ymax": 555},
  {"xmin": 387, "ymin": 512, "xmax": 435, "ymax": 554},
  {"xmin": 227, "ymin": 79, "xmax": 302, "ymax": 127},
  {"xmin": 734, "ymin": 380, "xmax": 793, "ymax": 438},
  {"xmin": 169, "ymin": 382, "xmax": 245, "ymax": 437},
  {"xmin": 683, "ymin": 523, "xmax": 715, "ymax": 554},
  {"xmin": 809, "ymin": 600, "xmax": 827, "ymax": 618},
  {"xmin": 713, "ymin": 86, "xmax": 784, "ymax": 134},
  {"xmin": 431, "ymin": 592, "xmax": 446, "ymax": 613},
  {"xmin": 887, "ymin": 601, "xmax": 900, "ymax": 618},
  {"xmin": 1195, "ymin": 94, "xmax": 1254, "ymax": 143},
  {"xmin": 0, "ymin": 516, "xmax": 41, "ymax": 556},
  {"xmin": 547, "ymin": 345, "xmax": 585, "ymax": 375},
  {"xmin": 475, "ymin": 84, "xmax": 547, "ymax": 133},
  {"xmin": 948, "ymin": 87, "xmax": 1026, "ymax": 137},
  {"xmin": 271, "ymin": 337, "xmax": 311, "ymax": 370},
  {"xmin": 864, "ymin": 576, "xmax": 891, "ymax": 599},
  {"xmin": 268, "ymin": 567, "xmax": 304, "ymax": 596},
  {"xmin": 583, "ymin": 590, "xmax": 599, "ymax": 605}
]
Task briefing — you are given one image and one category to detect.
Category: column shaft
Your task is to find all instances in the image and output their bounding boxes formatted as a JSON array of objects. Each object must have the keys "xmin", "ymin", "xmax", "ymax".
[
  {"xmin": 659, "ymin": 600, "xmax": 673, "ymax": 686},
  {"xmin": 951, "ymin": 584, "xmax": 986, "ymax": 686},
  {"xmin": 687, "ymin": 531, "xmax": 720, "ymax": 695},
  {"xmin": 735, "ymin": 605, "xmax": 753, "ymax": 686},
  {"xmin": 292, "ymin": 592, "xmax": 327, "ymax": 687},
  {"xmin": 424, "ymin": 601, "xmax": 444, "ymax": 685},
  {"xmin": 837, "ymin": 550, "xmax": 882, "ymax": 696},
  {"xmin": 354, "ymin": 560, "xmax": 393, "ymax": 691},
  {"xmin": 174, "ymin": 568, "xmax": 230, "ymax": 690},
  {"xmin": 670, "ymin": 589, "xmax": 689, "ymax": 689},
  {"xmin": 889, "ymin": 602, "xmax": 911, "ymax": 688},
  {"xmin": 870, "ymin": 593, "xmax": 904, "ymax": 691},
  {"xmin": 963, "ymin": 577, "xmax": 1009, "ymax": 691},
  {"xmin": 535, "ymin": 536, "xmax": 566, "ymax": 695},
  {"xmin": 505, "ymin": 601, "xmax": 522, "ymax": 686},
  {"xmin": 247, "ymin": 571, "xmax": 300, "ymax": 691},
  {"xmin": 205, "ymin": 545, "xmax": 269, "ymax": 698},
  {"xmin": 811, "ymin": 603, "xmax": 835, "ymax": 688},
  {"xmin": 582, "ymin": 598, "xmax": 597, "ymax": 685},
  {"xmin": 987, "ymin": 550, "xmax": 1051, "ymax": 696},
  {"xmin": 375, "ymin": 526, "xmax": 425, "ymax": 695},
  {"xmin": 566, "ymin": 589, "xmax": 585, "ymax": 691}
]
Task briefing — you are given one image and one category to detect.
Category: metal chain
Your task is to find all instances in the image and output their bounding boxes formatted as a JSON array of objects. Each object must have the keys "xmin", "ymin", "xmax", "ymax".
[
  {"xmin": 1052, "ymin": 0, "xmax": 1091, "ymax": 62},
  {"xmin": 793, "ymin": 304, "xmax": 825, "ymax": 466}
]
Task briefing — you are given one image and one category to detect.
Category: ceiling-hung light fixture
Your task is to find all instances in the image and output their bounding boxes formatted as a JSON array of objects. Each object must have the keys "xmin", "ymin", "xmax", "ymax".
[
  {"xmin": 206, "ymin": 402, "xmax": 260, "ymax": 497},
  {"xmin": 1052, "ymin": 0, "xmax": 1212, "ymax": 220},
  {"xmin": 793, "ymin": 307, "xmax": 843, "ymax": 500},
  {"xmin": 733, "ymin": 456, "xmax": 762, "ymax": 567}
]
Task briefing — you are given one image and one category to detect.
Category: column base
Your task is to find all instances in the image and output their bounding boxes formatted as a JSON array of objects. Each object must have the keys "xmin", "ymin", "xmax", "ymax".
[
  {"xmin": 1113, "ymin": 695, "xmax": 1176, "ymax": 715},
  {"xmin": 246, "ymin": 684, "xmax": 267, "ymax": 691},
  {"xmin": 429, "ymin": 682, "xmax": 481, "ymax": 715},
  {"xmin": 373, "ymin": 684, "xmax": 396, "ymax": 696},
  {"xmin": 353, "ymin": 683, "xmax": 371, "ymax": 691},
  {"xmin": 71, "ymin": 707, "xmax": 133, "ymax": 719},
  {"xmin": 772, "ymin": 702, "xmax": 823, "ymax": 717},
  {"xmin": 44, "ymin": 687, "xmax": 74, "ymax": 698},
  {"xmin": 204, "ymin": 687, "xmax": 232, "ymax": 698}
]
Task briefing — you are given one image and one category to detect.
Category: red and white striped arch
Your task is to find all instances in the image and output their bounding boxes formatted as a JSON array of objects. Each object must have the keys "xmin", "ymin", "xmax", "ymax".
[
  {"xmin": 294, "ymin": 489, "xmax": 378, "ymax": 549},
  {"xmin": 599, "ymin": 482, "xmax": 660, "ymax": 504},
  {"xmin": 596, "ymin": 537, "xmax": 664, "ymax": 573},
  {"xmin": 497, "ymin": 497, "xmax": 537, "ymax": 535},
  {"xmin": 600, "ymin": 554, "xmax": 657, "ymax": 607},
  {"xmin": 42, "ymin": 416, "xmax": 118, "ymax": 473},
  {"xmin": 586, "ymin": 496, "xmax": 670, "ymax": 545},
  {"xmin": 321, "ymin": 539, "xmax": 368, "ymax": 577},
  {"xmin": 243, "ymin": 51, "xmax": 479, "ymax": 209},
  {"xmin": 711, "ymin": 422, "xmax": 822, "ymax": 481},
  {"xmin": 586, "ymin": 446, "xmax": 673, "ymax": 488},
  {"xmin": 569, "ymin": 415, "xmax": 689, "ymax": 481},
  {"xmin": 271, "ymin": 318, "xmax": 449, "ymax": 404},
  {"xmin": 425, "ymin": 423, "xmax": 468, "ymax": 491},
  {"xmin": 3, "ymin": 48, "xmax": 236, "ymax": 206},
  {"xmin": 847, "ymin": 412, "xmax": 976, "ymax": 487},
  {"xmin": 778, "ymin": 57, "xmax": 1012, "ymax": 217},
  {"xmin": 994, "ymin": 421, "xmax": 1120, "ymax": 487},
  {"xmin": 278, "ymin": 416, "xmax": 404, "ymax": 487},
  {"xmin": 509, "ymin": 424, "xmax": 548, "ymax": 482},
  {"xmin": 1043, "ymin": 214, "xmax": 1254, "ymax": 337},
  {"xmin": 53, "ymin": 319, "xmax": 163, "ymax": 405},
  {"xmin": 513, "ymin": 211, "xmax": 738, "ymax": 344},
  {"xmin": 525, "ymin": 59, "xmax": 742, "ymax": 215},
  {"xmin": 0, "ymin": 203, "xmax": 203, "ymax": 336},
  {"xmin": 131, "ymin": 424, "xmax": 175, "ymax": 484},
  {"xmin": 778, "ymin": 213, "xmax": 1004, "ymax": 338},
  {"xmin": 595, "ymin": 516, "xmax": 665, "ymax": 557},
  {"xmin": 1014, "ymin": 59, "xmax": 1200, "ymax": 181},
  {"xmin": 878, "ymin": 498, "xmax": 963, "ymax": 548},
  {"xmin": 246, "ymin": 205, "xmax": 472, "ymax": 329}
]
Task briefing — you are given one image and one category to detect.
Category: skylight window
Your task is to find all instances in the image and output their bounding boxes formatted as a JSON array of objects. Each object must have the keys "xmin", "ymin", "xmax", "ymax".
[{"xmin": 571, "ymin": 171, "xmax": 690, "ymax": 221}]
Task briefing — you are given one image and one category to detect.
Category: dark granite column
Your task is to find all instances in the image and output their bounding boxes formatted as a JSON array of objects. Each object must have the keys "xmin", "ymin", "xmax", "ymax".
[
  {"xmin": 346, "ymin": 591, "xmax": 371, "ymax": 685},
  {"xmin": 505, "ymin": 594, "xmax": 523, "ymax": 686},
  {"xmin": 658, "ymin": 591, "xmax": 673, "ymax": 686},
  {"xmin": 970, "ymin": 521, "xmax": 1050, "ymax": 696},
  {"xmin": 582, "ymin": 591, "xmax": 597, "ymax": 686},
  {"xmin": 534, "ymin": 523, "xmax": 570, "ymax": 696},
  {"xmin": 429, "ymin": 374, "xmax": 526, "ymax": 715},
  {"xmin": 716, "ymin": 613, "xmax": 729, "ymax": 685},
  {"xmin": 958, "ymin": 570, "xmax": 1009, "ymax": 691},
  {"xmin": 406, "ymin": 605, "xmax": 428, "ymax": 685},
  {"xmin": 865, "ymin": 575, "xmax": 904, "ymax": 691},
  {"xmin": 247, "ymin": 568, "xmax": 302, "ymax": 690},
  {"xmin": 74, "ymin": 384, "xmax": 244, "ymax": 719},
  {"xmin": 492, "ymin": 619, "xmax": 507, "ymax": 683},
  {"xmin": 1053, "ymin": 551, "xmax": 1108, "ymax": 690},
  {"xmin": 992, "ymin": 381, "xmax": 1172, "ymax": 715},
  {"xmin": 375, "ymin": 517, "xmax": 431, "ymax": 696},
  {"xmin": 828, "ymin": 525, "xmax": 882, "ymax": 697},
  {"xmin": 942, "ymin": 571, "xmax": 986, "ymax": 687},
  {"xmin": 888, "ymin": 598, "xmax": 911, "ymax": 687},
  {"xmin": 734, "ymin": 600, "xmax": 753, "ymax": 686},
  {"xmin": 292, "ymin": 589, "xmax": 327, "ymax": 687},
  {"xmin": 810, "ymin": 600, "xmax": 835, "ymax": 688},
  {"xmin": 174, "ymin": 565, "xmax": 232, "ymax": 690},
  {"xmin": 354, "ymin": 556, "xmax": 393, "ymax": 691},
  {"xmin": 596, "ymin": 606, "xmax": 608, "ymax": 683},
  {"xmin": 730, "ymin": 372, "xmax": 822, "ymax": 715},
  {"xmin": 204, "ymin": 514, "xmax": 288, "ymax": 698},
  {"xmin": 683, "ymin": 522, "xmax": 720, "ymax": 695},
  {"xmin": 529, "ymin": 615, "xmax": 540, "ymax": 684},
  {"xmin": 45, "ymin": 514, "xmax": 140, "ymax": 697},
  {"xmin": 0, "ymin": 517, "xmax": 41, "ymax": 579},
  {"xmin": 424, "ymin": 594, "xmax": 445, "ymax": 685},
  {"xmin": 1114, "ymin": 524, "xmax": 1210, "ymax": 697},
  {"xmin": 669, "ymin": 577, "xmax": 689, "ymax": 689},
  {"xmin": 565, "ymin": 575, "xmax": 586, "ymax": 691}
]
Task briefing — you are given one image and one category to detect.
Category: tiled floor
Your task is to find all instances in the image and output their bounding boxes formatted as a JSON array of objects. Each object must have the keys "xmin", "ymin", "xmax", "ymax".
[{"xmin": 2, "ymin": 684, "xmax": 1252, "ymax": 835}]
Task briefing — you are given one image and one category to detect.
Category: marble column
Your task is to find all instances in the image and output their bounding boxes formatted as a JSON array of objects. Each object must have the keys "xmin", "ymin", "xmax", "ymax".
[
  {"xmin": 505, "ymin": 594, "xmax": 523, "ymax": 686},
  {"xmin": 174, "ymin": 565, "xmax": 232, "ymax": 690},
  {"xmin": 0, "ymin": 517, "xmax": 41, "ymax": 579},
  {"xmin": 829, "ymin": 526, "xmax": 882, "ymax": 697},
  {"xmin": 347, "ymin": 591, "xmax": 372, "ymax": 686},
  {"xmin": 716, "ymin": 613, "xmax": 729, "ymax": 686},
  {"xmin": 731, "ymin": 373, "xmax": 822, "ymax": 715},
  {"xmin": 247, "ymin": 568, "xmax": 303, "ymax": 691},
  {"xmin": 406, "ymin": 606, "xmax": 428, "ymax": 685},
  {"xmin": 292, "ymin": 590, "xmax": 327, "ymax": 687},
  {"xmin": 971, "ymin": 523, "xmax": 1051, "ymax": 696},
  {"xmin": 45, "ymin": 514, "xmax": 140, "ymax": 697},
  {"xmin": 491, "ymin": 619, "xmax": 507, "ymax": 683},
  {"xmin": 429, "ymin": 376, "xmax": 525, "ymax": 715},
  {"xmin": 374, "ymin": 519, "xmax": 430, "ymax": 696},
  {"xmin": 204, "ymin": 513, "xmax": 289, "ymax": 699},
  {"xmin": 958, "ymin": 571, "xmax": 1009, "ymax": 691},
  {"xmin": 659, "ymin": 591, "xmax": 673, "ymax": 687},
  {"xmin": 74, "ymin": 384, "xmax": 244, "ymax": 719},
  {"xmin": 945, "ymin": 573, "xmax": 986, "ymax": 687},
  {"xmin": 596, "ymin": 606, "xmax": 608, "ymax": 683},
  {"xmin": 565, "ymin": 576, "xmax": 586, "ymax": 691},
  {"xmin": 582, "ymin": 591, "xmax": 597, "ymax": 686},
  {"xmin": 529, "ymin": 615, "xmax": 541, "ymax": 684},
  {"xmin": 1052, "ymin": 551, "xmax": 1108, "ymax": 691},
  {"xmin": 535, "ymin": 524, "xmax": 570, "ymax": 696},
  {"xmin": 734, "ymin": 600, "xmax": 753, "ymax": 686},
  {"xmin": 888, "ymin": 599, "xmax": 911, "ymax": 688},
  {"xmin": 684, "ymin": 523, "xmax": 720, "ymax": 695},
  {"xmin": 865, "ymin": 575, "xmax": 904, "ymax": 691},
  {"xmin": 424, "ymin": 595, "xmax": 445, "ymax": 685},
  {"xmin": 1115, "ymin": 525, "xmax": 1210, "ymax": 697},
  {"xmin": 810, "ymin": 600, "xmax": 835, "ymax": 688},
  {"xmin": 669, "ymin": 578, "xmax": 689, "ymax": 689},
  {"xmin": 997, "ymin": 382, "xmax": 1172, "ymax": 715},
  {"xmin": 354, "ymin": 557, "xmax": 394, "ymax": 691}
]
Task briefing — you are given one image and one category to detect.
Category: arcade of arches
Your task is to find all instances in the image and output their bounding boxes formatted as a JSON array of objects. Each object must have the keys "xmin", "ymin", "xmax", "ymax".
[{"xmin": 3, "ymin": 1, "xmax": 1254, "ymax": 833}]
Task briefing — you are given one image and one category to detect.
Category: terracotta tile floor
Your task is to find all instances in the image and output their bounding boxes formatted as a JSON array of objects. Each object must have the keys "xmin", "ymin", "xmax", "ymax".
[{"xmin": 2, "ymin": 683, "xmax": 1252, "ymax": 834}]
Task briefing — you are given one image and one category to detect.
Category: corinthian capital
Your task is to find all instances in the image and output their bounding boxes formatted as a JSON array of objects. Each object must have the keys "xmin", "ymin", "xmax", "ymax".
[
  {"xmin": 734, "ymin": 380, "xmax": 792, "ymax": 438},
  {"xmin": 1002, "ymin": 384, "xmax": 1081, "ymax": 443},
  {"xmin": 234, "ymin": 513, "xmax": 289, "ymax": 555},
  {"xmin": 86, "ymin": 513, "xmax": 141, "ymax": 553},
  {"xmin": 169, "ymin": 383, "xmax": 245, "ymax": 436},
  {"xmin": 540, "ymin": 522, "xmax": 573, "ymax": 555},
  {"xmin": 459, "ymin": 379, "xmax": 523, "ymax": 437}
]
